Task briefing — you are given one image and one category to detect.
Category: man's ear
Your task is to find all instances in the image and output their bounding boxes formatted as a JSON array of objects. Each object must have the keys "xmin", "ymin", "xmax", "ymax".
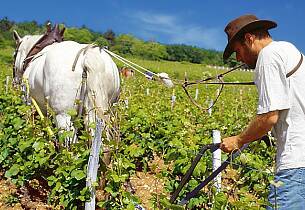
[{"xmin": 244, "ymin": 33, "xmax": 254, "ymax": 46}]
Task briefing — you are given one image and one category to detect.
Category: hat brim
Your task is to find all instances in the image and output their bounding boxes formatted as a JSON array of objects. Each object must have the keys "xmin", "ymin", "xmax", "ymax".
[{"xmin": 223, "ymin": 20, "xmax": 277, "ymax": 61}]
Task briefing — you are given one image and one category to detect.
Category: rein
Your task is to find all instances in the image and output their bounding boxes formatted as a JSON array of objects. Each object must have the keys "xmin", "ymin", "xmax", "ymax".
[
  {"xmin": 103, "ymin": 47, "xmax": 174, "ymax": 83},
  {"xmin": 103, "ymin": 48, "xmax": 255, "ymax": 110}
]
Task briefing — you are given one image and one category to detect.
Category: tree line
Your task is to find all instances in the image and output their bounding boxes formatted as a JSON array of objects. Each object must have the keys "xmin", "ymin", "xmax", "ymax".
[{"xmin": 0, "ymin": 17, "xmax": 225, "ymax": 65}]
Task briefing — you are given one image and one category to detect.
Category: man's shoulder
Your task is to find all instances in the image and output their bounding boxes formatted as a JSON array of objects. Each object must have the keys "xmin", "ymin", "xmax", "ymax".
[
  {"xmin": 259, "ymin": 41, "xmax": 299, "ymax": 64},
  {"xmin": 264, "ymin": 41, "xmax": 297, "ymax": 53}
]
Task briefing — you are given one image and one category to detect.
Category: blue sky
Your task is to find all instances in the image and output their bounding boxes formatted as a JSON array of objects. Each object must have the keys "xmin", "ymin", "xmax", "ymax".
[{"xmin": 2, "ymin": 0, "xmax": 305, "ymax": 53}]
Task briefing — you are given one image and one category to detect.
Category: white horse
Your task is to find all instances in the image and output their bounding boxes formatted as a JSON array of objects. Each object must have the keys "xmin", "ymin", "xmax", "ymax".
[{"xmin": 13, "ymin": 31, "xmax": 120, "ymax": 144}]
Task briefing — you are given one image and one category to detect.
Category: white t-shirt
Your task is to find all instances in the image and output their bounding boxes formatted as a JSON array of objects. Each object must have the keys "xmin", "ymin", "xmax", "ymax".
[{"xmin": 255, "ymin": 41, "xmax": 305, "ymax": 172}]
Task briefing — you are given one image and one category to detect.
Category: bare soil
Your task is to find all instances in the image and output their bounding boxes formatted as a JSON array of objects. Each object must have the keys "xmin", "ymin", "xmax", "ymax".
[
  {"xmin": 0, "ymin": 171, "xmax": 55, "ymax": 210},
  {"xmin": 0, "ymin": 153, "xmax": 171, "ymax": 209},
  {"xmin": 129, "ymin": 153, "xmax": 169, "ymax": 209}
]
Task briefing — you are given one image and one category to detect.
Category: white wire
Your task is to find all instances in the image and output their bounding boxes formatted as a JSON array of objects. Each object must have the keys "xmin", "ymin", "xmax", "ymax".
[{"xmin": 103, "ymin": 48, "xmax": 157, "ymax": 77}]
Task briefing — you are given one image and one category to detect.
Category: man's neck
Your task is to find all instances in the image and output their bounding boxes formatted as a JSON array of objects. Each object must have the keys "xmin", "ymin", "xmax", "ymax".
[{"xmin": 254, "ymin": 37, "xmax": 273, "ymax": 53}]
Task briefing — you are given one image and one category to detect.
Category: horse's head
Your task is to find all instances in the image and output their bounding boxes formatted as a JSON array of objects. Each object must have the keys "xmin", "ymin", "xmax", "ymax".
[{"xmin": 13, "ymin": 30, "xmax": 42, "ymax": 81}]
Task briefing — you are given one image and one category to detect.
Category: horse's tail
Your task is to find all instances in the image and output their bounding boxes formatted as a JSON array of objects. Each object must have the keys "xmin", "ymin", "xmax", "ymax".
[{"xmin": 82, "ymin": 45, "xmax": 120, "ymax": 118}]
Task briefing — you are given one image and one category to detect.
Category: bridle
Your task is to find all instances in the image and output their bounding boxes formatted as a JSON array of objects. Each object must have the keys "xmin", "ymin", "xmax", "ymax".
[
  {"xmin": 13, "ymin": 41, "xmax": 22, "ymax": 78},
  {"xmin": 12, "ymin": 40, "xmax": 23, "ymax": 81}
]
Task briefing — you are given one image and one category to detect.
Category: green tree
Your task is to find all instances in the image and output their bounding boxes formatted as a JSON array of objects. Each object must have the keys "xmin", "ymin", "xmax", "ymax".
[
  {"xmin": 0, "ymin": 17, "xmax": 14, "ymax": 32},
  {"xmin": 166, "ymin": 44, "xmax": 223, "ymax": 65},
  {"xmin": 112, "ymin": 34, "xmax": 138, "ymax": 55},
  {"xmin": 64, "ymin": 27, "xmax": 94, "ymax": 43},
  {"xmin": 166, "ymin": 44, "xmax": 190, "ymax": 62},
  {"xmin": 12, "ymin": 21, "xmax": 42, "ymax": 36},
  {"xmin": 95, "ymin": 36, "xmax": 109, "ymax": 48},
  {"xmin": 132, "ymin": 41, "xmax": 168, "ymax": 60},
  {"xmin": 103, "ymin": 29, "xmax": 116, "ymax": 46}
]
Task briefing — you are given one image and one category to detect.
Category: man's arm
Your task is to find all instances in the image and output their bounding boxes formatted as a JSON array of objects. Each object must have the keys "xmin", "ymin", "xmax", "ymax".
[{"xmin": 220, "ymin": 110, "xmax": 279, "ymax": 153}]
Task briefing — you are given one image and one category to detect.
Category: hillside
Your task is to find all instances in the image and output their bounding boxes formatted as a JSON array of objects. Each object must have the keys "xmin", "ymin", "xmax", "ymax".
[{"xmin": 0, "ymin": 17, "xmax": 226, "ymax": 67}]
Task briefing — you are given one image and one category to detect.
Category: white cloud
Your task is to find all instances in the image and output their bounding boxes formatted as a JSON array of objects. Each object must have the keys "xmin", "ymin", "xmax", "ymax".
[{"xmin": 127, "ymin": 11, "xmax": 225, "ymax": 51}]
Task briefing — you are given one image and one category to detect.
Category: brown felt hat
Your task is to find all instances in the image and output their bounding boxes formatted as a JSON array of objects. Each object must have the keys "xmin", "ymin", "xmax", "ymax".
[{"xmin": 223, "ymin": 14, "xmax": 277, "ymax": 61}]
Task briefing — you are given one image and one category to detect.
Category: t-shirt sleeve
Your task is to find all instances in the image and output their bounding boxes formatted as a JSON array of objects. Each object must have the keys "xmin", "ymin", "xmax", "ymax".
[{"xmin": 255, "ymin": 62, "xmax": 290, "ymax": 114}]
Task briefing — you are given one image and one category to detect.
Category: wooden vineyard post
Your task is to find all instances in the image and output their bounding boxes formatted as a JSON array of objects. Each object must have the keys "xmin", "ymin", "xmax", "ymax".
[
  {"xmin": 216, "ymin": 88, "xmax": 220, "ymax": 97},
  {"xmin": 208, "ymin": 99, "xmax": 213, "ymax": 116},
  {"xmin": 171, "ymin": 89, "xmax": 176, "ymax": 110},
  {"xmin": 85, "ymin": 118, "xmax": 104, "ymax": 210},
  {"xmin": 212, "ymin": 130, "xmax": 221, "ymax": 192},
  {"xmin": 124, "ymin": 99, "xmax": 129, "ymax": 108},
  {"xmin": 5, "ymin": 76, "xmax": 9, "ymax": 94},
  {"xmin": 195, "ymin": 87, "xmax": 199, "ymax": 101}
]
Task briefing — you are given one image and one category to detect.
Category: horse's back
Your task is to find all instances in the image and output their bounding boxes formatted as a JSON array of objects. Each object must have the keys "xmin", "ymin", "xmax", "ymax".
[
  {"xmin": 42, "ymin": 41, "xmax": 120, "ymax": 114},
  {"xmin": 45, "ymin": 41, "xmax": 86, "ymax": 66}
]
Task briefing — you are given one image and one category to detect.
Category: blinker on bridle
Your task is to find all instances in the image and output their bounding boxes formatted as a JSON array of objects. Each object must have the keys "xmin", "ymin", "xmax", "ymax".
[{"xmin": 12, "ymin": 40, "xmax": 23, "ymax": 79}]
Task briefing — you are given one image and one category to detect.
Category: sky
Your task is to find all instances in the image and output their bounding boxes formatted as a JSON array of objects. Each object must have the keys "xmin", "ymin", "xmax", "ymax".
[{"xmin": 2, "ymin": 0, "xmax": 305, "ymax": 54}]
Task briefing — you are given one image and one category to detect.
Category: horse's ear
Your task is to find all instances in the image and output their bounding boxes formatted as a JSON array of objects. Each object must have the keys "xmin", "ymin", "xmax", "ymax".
[
  {"xmin": 60, "ymin": 26, "xmax": 66, "ymax": 36},
  {"xmin": 13, "ymin": 30, "xmax": 21, "ymax": 44},
  {"xmin": 46, "ymin": 22, "xmax": 52, "ymax": 32}
]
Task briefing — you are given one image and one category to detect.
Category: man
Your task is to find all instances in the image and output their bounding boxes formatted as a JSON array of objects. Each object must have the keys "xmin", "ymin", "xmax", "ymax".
[{"xmin": 220, "ymin": 14, "xmax": 305, "ymax": 209}]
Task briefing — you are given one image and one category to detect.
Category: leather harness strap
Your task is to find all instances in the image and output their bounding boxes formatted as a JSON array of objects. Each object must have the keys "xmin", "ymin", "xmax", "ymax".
[
  {"xmin": 72, "ymin": 44, "xmax": 99, "ymax": 72},
  {"xmin": 22, "ymin": 24, "xmax": 65, "ymax": 73},
  {"xmin": 286, "ymin": 53, "xmax": 303, "ymax": 78}
]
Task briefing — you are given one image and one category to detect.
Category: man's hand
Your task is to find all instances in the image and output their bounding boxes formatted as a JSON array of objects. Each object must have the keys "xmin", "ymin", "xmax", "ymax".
[
  {"xmin": 220, "ymin": 135, "xmax": 244, "ymax": 153},
  {"xmin": 220, "ymin": 111, "xmax": 279, "ymax": 153}
]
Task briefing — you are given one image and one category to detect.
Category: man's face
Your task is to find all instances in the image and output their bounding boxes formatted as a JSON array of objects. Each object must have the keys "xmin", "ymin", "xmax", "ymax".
[{"xmin": 232, "ymin": 39, "xmax": 258, "ymax": 69}]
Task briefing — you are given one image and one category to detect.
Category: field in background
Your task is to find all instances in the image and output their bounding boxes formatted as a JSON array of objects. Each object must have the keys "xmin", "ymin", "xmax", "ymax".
[{"xmin": 0, "ymin": 46, "xmax": 275, "ymax": 209}]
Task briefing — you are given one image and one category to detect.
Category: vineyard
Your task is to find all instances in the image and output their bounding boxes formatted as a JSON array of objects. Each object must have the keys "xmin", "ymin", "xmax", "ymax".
[{"xmin": 0, "ymin": 44, "xmax": 276, "ymax": 209}]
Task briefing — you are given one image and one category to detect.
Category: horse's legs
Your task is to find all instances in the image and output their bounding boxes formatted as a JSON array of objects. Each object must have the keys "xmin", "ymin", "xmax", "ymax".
[{"xmin": 55, "ymin": 113, "xmax": 74, "ymax": 147}]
